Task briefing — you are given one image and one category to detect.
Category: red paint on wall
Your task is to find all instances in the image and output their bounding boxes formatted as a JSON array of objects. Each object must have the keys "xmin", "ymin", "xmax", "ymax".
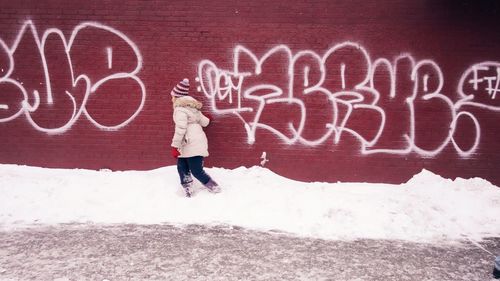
[{"xmin": 1, "ymin": 0, "xmax": 500, "ymax": 185}]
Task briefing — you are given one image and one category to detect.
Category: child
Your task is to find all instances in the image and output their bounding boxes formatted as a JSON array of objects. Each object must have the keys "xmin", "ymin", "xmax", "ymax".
[{"xmin": 170, "ymin": 78, "xmax": 220, "ymax": 197}]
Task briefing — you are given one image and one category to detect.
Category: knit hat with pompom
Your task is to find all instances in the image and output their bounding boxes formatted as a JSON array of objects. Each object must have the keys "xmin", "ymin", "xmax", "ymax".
[{"xmin": 171, "ymin": 78, "xmax": 189, "ymax": 97}]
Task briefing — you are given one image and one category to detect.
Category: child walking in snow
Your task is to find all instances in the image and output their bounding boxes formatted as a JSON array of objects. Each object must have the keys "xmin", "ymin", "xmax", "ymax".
[{"xmin": 170, "ymin": 78, "xmax": 220, "ymax": 197}]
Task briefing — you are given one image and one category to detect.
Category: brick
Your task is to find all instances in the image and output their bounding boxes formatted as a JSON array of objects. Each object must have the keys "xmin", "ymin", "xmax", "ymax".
[{"xmin": 0, "ymin": 0, "xmax": 500, "ymax": 185}]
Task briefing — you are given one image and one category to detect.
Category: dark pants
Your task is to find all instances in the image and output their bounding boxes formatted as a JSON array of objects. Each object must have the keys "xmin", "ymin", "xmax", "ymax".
[{"xmin": 177, "ymin": 156, "xmax": 210, "ymax": 185}]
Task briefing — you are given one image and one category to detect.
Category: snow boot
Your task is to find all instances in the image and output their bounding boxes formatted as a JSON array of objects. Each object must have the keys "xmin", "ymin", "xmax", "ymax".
[
  {"xmin": 204, "ymin": 178, "xmax": 221, "ymax": 193},
  {"xmin": 182, "ymin": 183, "xmax": 193, "ymax": 198}
]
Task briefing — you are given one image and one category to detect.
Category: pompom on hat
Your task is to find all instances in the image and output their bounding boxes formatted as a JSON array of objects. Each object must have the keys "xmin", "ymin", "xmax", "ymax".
[{"xmin": 171, "ymin": 78, "xmax": 190, "ymax": 97}]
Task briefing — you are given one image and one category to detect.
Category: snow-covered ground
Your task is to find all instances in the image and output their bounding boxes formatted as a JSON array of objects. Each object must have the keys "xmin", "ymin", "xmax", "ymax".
[{"xmin": 0, "ymin": 164, "xmax": 499, "ymax": 243}]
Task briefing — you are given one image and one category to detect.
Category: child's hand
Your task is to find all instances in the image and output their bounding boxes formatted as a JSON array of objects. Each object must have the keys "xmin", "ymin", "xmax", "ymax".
[{"xmin": 171, "ymin": 147, "xmax": 181, "ymax": 158}]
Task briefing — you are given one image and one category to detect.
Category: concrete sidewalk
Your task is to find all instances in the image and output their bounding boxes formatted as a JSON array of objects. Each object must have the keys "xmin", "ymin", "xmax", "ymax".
[{"xmin": 0, "ymin": 224, "xmax": 498, "ymax": 280}]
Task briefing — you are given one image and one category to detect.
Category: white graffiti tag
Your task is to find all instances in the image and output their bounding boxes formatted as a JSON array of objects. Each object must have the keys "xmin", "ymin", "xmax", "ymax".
[
  {"xmin": 0, "ymin": 20, "xmax": 145, "ymax": 134},
  {"xmin": 197, "ymin": 43, "xmax": 497, "ymax": 157}
]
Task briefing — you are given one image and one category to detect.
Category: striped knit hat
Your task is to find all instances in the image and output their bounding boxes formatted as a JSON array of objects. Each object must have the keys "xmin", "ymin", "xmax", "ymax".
[{"xmin": 171, "ymin": 78, "xmax": 190, "ymax": 97}]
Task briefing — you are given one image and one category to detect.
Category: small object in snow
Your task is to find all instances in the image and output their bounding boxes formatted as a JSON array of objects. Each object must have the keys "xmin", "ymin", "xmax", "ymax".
[
  {"xmin": 494, "ymin": 256, "xmax": 500, "ymax": 279},
  {"xmin": 260, "ymin": 151, "xmax": 269, "ymax": 166}
]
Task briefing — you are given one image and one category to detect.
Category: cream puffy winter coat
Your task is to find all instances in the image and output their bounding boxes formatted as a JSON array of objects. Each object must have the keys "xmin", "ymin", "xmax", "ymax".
[{"xmin": 171, "ymin": 96, "xmax": 210, "ymax": 158}]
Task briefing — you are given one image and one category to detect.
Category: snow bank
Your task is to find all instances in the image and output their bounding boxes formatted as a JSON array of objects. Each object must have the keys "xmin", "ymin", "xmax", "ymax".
[{"xmin": 0, "ymin": 164, "xmax": 499, "ymax": 243}]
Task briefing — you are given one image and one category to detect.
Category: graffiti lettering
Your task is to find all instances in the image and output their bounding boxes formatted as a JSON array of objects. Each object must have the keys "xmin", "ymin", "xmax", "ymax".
[
  {"xmin": 197, "ymin": 43, "xmax": 498, "ymax": 157},
  {"xmin": 0, "ymin": 20, "xmax": 145, "ymax": 134},
  {"xmin": 464, "ymin": 64, "xmax": 500, "ymax": 100}
]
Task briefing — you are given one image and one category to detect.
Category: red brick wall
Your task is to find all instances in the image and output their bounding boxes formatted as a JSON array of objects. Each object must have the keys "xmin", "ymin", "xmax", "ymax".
[{"xmin": 1, "ymin": 0, "xmax": 500, "ymax": 185}]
